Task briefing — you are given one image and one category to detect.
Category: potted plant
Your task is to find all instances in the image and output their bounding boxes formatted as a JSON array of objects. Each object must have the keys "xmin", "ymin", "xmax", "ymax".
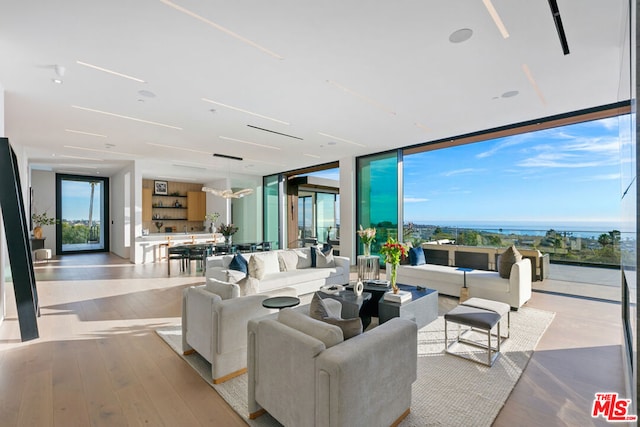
[
  {"xmin": 205, "ymin": 212, "xmax": 220, "ymax": 233},
  {"xmin": 217, "ymin": 223, "xmax": 239, "ymax": 245},
  {"xmin": 31, "ymin": 211, "xmax": 58, "ymax": 239},
  {"xmin": 380, "ymin": 237, "xmax": 409, "ymax": 294}
]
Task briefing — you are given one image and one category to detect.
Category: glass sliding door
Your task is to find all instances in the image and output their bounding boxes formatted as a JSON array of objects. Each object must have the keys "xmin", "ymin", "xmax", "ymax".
[
  {"xmin": 56, "ymin": 174, "xmax": 109, "ymax": 254},
  {"xmin": 357, "ymin": 151, "xmax": 399, "ymax": 257}
]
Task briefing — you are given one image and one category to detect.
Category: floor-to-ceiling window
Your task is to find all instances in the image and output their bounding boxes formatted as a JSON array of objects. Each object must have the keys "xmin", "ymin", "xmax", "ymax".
[
  {"xmin": 263, "ymin": 174, "xmax": 281, "ymax": 249},
  {"xmin": 357, "ymin": 151, "xmax": 399, "ymax": 258},
  {"xmin": 56, "ymin": 174, "xmax": 109, "ymax": 254}
]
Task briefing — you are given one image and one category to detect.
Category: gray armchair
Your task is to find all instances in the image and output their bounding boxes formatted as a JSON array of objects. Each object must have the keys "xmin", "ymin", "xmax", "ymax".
[{"xmin": 247, "ymin": 304, "xmax": 417, "ymax": 427}]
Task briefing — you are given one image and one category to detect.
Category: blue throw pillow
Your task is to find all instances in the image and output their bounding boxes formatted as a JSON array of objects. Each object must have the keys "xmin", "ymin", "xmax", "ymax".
[
  {"xmin": 409, "ymin": 247, "xmax": 426, "ymax": 266},
  {"xmin": 228, "ymin": 253, "xmax": 248, "ymax": 275}
]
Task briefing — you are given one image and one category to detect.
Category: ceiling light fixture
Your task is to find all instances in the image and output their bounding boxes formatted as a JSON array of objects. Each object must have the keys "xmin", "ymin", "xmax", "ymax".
[
  {"xmin": 318, "ymin": 132, "xmax": 366, "ymax": 147},
  {"xmin": 202, "ymin": 154, "xmax": 254, "ymax": 199},
  {"xmin": 72, "ymin": 105, "xmax": 183, "ymax": 130},
  {"xmin": 522, "ymin": 64, "xmax": 546, "ymax": 105},
  {"xmin": 304, "ymin": 153, "xmax": 321, "ymax": 159},
  {"xmin": 65, "ymin": 129, "xmax": 107, "ymax": 138},
  {"xmin": 202, "ymin": 98, "xmax": 289, "ymax": 125},
  {"xmin": 326, "ymin": 80, "xmax": 397, "ymax": 116},
  {"xmin": 160, "ymin": 0, "xmax": 284, "ymax": 60},
  {"xmin": 76, "ymin": 60, "xmax": 146, "ymax": 83},
  {"xmin": 64, "ymin": 145, "xmax": 140, "ymax": 157},
  {"xmin": 482, "ymin": 0, "xmax": 510, "ymax": 38},
  {"xmin": 219, "ymin": 136, "xmax": 281, "ymax": 150},
  {"xmin": 449, "ymin": 28, "xmax": 473, "ymax": 43},
  {"xmin": 146, "ymin": 142, "xmax": 210, "ymax": 155},
  {"xmin": 58, "ymin": 154, "xmax": 104, "ymax": 161}
]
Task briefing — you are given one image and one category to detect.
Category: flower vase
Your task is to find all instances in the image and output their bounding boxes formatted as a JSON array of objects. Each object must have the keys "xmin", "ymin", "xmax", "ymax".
[
  {"xmin": 363, "ymin": 242, "xmax": 371, "ymax": 257},
  {"xmin": 225, "ymin": 235, "xmax": 232, "ymax": 246},
  {"xmin": 390, "ymin": 262, "xmax": 399, "ymax": 294}
]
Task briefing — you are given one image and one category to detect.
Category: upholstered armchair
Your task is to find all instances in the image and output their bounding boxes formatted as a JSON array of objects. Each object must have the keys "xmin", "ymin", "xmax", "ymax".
[
  {"xmin": 247, "ymin": 305, "xmax": 418, "ymax": 427},
  {"xmin": 181, "ymin": 281, "xmax": 295, "ymax": 383}
]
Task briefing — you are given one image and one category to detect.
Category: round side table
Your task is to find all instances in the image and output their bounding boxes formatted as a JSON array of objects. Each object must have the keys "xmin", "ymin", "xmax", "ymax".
[{"xmin": 262, "ymin": 296, "xmax": 301, "ymax": 310}]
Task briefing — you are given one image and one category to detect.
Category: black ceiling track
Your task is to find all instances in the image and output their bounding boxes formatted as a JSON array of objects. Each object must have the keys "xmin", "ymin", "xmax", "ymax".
[
  {"xmin": 213, "ymin": 153, "xmax": 243, "ymax": 161},
  {"xmin": 548, "ymin": 0, "xmax": 570, "ymax": 55},
  {"xmin": 247, "ymin": 124, "xmax": 304, "ymax": 140}
]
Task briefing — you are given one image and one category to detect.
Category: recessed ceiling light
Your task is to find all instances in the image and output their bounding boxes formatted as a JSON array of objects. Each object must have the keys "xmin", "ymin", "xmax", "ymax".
[
  {"xmin": 318, "ymin": 132, "xmax": 366, "ymax": 148},
  {"xmin": 219, "ymin": 136, "xmax": 281, "ymax": 150},
  {"xmin": 146, "ymin": 142, "xmax": 210, "ymax": 155},
  {"xmin": 138, "ymin": 90, "xmax": 156, "ymax": 98},
  {"xmin": 51, "ymin": 78, "xmax": 63, "ymax": 84},
  {"xmin": 501, "ymin": 90, "xmax": 519, "ymax": 98},
  {"xmin": 522, "ymin": 64, "xmax": 546, "ymax": 105},
  {"xmin": 202, "ymin": 98, "xmax": 289, "ymax": 125},
  {"xmin": 58, "ymin": 154, "xmax": 104, "ymax": 161},
  {"xmin": 326, "ymin": 80, "xmax": 396, "ymax": 116},
  {"xmin": 72, "ymin": 105, "xmax": 182, "ymax": 130},
  {"xmin": 65, "ymin": 129, "xmax": 107, "ymax": 138},
  {"xmin": 64, "ymin": 145, "xmax": 139, "ymax": 157},
  {"xmin": 160, "ymin": 0, "xmax": 284, "ymax": 60},
  {"xmin": 482, "ymin": 0, "xmax": 509, "ymax": 38},
  {"xmin": 76, "ymin": 60, "xmax": 146, "ymax": 83},
  {"xmin": 449, "ymin": 28, "xmax": 473, "ymax": 43}
]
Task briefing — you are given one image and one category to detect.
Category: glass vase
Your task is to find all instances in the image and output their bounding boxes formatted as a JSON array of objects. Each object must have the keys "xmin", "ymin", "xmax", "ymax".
[
  {"xmin": 225, "ymin": 235, "xmax": 232, "ymax": 246},
  {"xmin": 363, "ymin": 242, "xmax": 371, "ymax": 257},
  {"xmin": 390, "ymin": 262, "xmax": 399, "ymax": 294}
]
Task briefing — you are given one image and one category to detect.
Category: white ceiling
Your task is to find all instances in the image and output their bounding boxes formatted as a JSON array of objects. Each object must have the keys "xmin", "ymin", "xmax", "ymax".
[{"xmin": 0, "ymin": 0, "xmax": 629, "ymax": 182}]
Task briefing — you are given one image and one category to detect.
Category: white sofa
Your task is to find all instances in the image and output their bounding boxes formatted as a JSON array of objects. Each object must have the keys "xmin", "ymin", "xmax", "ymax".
[
  {"xmin": 205, "ymin": 247, "xmax": 350, "ymax": 296},
  {"xmin": 396, "ymin": 258, "xmax": 532, "ymax": 309},
  {"xmin": 247, "ymin": 302, "xmax": 417, "ymax": 427},
  {"xmin": 181, "ymin": 282, "xmax": 296, "ymax": 383}
]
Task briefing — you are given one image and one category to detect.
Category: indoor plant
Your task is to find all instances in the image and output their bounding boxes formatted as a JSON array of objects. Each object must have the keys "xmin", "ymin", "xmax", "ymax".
[
  {"xmin": 31, "ymin": 211, "xmax": 58, "ymax": 239},
  {"xmin": 217, "ymin": 223, "xmax": 238, "ymax": 245},
  {"xmin": 205, "ymin": 212, "xmax": 220, "ymax": 233},
  {"xmin": 379, "ymin": 237, "xmax": 408, "ymax": 293},
  {"xmin": 357, "ymin": 225, "xmax": 376, "ymax": 256}
]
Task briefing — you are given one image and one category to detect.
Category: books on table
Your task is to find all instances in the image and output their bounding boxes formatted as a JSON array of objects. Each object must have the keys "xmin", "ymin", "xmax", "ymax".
[{"xmin": 383, "ymin": 290, "xmax": 412, "ymax": 304}]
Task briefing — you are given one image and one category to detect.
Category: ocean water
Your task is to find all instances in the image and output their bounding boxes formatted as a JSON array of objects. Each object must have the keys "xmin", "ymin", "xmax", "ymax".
[{"xmin": 414, "ymin": 221, "xmax": 621, "ymax": 240}]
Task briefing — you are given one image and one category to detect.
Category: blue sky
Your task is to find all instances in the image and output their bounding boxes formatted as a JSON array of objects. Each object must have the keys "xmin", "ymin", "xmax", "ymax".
[
  {"xmin": 61, "ymin": 180, "xmax": 102, "ymax": 221},
  {"xmin": 403, "ymin": 116, "xmax": 622, "ymax": 228},
  {"xmin": 311, "ymin": 116, "xmax": 623, "ymax": 230}
]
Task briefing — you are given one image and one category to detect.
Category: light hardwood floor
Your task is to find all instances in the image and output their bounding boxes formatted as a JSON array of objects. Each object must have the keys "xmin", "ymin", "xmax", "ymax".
[{"xmin": 0, "ymin": 253, "xmax": 628, "ymax": 426}]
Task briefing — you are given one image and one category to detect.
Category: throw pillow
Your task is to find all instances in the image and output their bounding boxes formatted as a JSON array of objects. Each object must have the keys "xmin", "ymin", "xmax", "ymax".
[
  {"xmin": 249, "ymin": 255, "xmax": 266, "ymax": 280},
  {"xmin": 293, "ymin": 248, "xmax": 312, "ymax": 269},
  {"xmin": 409, "ymin": 247, "xmax": 426, "ymax": 266},
  {"xmin": 499, "ymin": 245, "xmax": 522, "ymax": 278},
  {"xmin": 322, "ymin": 317, "xmax": 363, "ymax": 340},
  {"xmin": 315, "ymin": 247, "xmax": 335, "ymax": 268},
  {"xmin": 310, "ymin": 292, "xmax": 331, "ymax": 320},
  {"xmin": 278, "ymin": 250, "xmax": 299, "ymax": 272},
  {"xmin": 310, "ymin": 246, "xmax": 317, "ymax": 267},
  {"xmin": 236, "ymin": 276, "xmax": 259, "ymax": 296},
  {"xmin": 228, "ymin": 253, "xmax": 248, "ymax": 275}
]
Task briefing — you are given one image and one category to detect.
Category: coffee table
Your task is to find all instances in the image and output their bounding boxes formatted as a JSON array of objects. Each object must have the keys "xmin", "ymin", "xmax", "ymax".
[
  {"xmin": 319, "ymin": 289, "xmax": 372, "ymax": 319},
  {"xmin": 378, "ymin": 284, "xmax": 438, "ymax": 329},
  {"xmin": 261, "ymin": 296, "xmax": 300, "ymax": 310}
]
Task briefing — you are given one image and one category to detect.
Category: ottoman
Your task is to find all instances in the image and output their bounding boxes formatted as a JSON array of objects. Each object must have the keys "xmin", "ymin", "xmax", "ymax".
[
  {"xmin": 444, "ymin": 305, "xmax": 501, "ymax": 366},
  {"xmin": 461, "ymin": 297, "xmax": 510, "ymax": 340}
]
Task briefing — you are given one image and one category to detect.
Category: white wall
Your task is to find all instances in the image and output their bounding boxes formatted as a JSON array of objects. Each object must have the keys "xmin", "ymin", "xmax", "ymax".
[
  {"xmin": 30, "ymin": 169, "xmax": 57, "ymax": 254},
  {"xmin": 111, "ymin": 162, "xmax": 135, "ymax": 259}
]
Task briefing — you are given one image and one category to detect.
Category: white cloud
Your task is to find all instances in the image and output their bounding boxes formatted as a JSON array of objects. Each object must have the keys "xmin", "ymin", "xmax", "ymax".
[
  {"xmin": 404, "ymin": 197, "xmax": 429, "ymax": 203},
  {"xmin": 573, "ymin": 173, "xmax": 621, "ymax": 182},
  {"xmin": 442, "ymin": 168, "xmax": 484, "ymax": 177}
]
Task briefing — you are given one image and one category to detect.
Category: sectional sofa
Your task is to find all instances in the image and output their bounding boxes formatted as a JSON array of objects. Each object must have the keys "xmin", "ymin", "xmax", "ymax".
[{"xmin": 396, "ymin": 246, "xmax": 532, "ymax": 309}]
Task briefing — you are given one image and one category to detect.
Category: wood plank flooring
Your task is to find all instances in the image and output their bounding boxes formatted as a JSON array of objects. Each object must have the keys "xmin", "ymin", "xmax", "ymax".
[{"xmin": 0, "ymin": 253, "xmax": 628, "ymax": 426}]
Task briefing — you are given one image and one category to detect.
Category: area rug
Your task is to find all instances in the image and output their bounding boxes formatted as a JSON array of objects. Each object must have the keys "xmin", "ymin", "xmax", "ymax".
[{"xmin": 157, "ymin": 306, "xmax": 554, "ymax": 427}]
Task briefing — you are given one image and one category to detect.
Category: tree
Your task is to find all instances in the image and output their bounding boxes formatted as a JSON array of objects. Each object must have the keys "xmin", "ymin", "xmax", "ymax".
[{"xmin": 598, "ymin": 233, "xmax": 612, "ymax": 248}]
